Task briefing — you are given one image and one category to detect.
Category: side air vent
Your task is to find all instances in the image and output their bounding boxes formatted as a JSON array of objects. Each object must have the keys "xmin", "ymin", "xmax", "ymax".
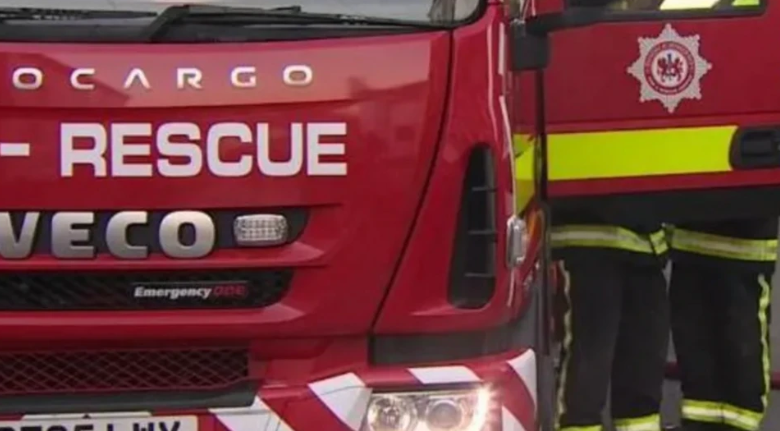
[{"xmin": 447, "ymin": 146, "xmax": 498, "ymax": 309}]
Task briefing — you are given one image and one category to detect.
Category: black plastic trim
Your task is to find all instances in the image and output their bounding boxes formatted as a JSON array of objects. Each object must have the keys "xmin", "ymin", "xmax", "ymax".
[
  {"xmin": 0, "ymin": 23, "xmax": 449, "ymax": 43},
  {"xmin": 730, "ymin": 126, "xmax": 780, "ymax": 170},
  {"xmin": 447, "ymin": 145, "xmax": 498, "ymax": 310},
  {"xmin": 0, "ymin": 269, "xmax": 292, "ymax": 311},
  {"xmin": 0, "ymin": 381, "xmax": 257, "ymax": 415},
  {"xmin": 510, "ymin": 21, "xmax": 549, "ymax": 71},
  {"xmin": 371, "ymin": 278, "xmax": 538, "ymax": 365}
]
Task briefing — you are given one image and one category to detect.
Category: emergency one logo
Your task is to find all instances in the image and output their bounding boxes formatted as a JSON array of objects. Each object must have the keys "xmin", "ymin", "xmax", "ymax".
[{"xmin": 627, "ymin": 24, "xmax": 712, "ymax": 113}]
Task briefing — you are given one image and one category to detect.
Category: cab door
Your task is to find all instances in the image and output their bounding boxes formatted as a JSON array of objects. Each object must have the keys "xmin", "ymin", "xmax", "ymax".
[{"xmin": 513, "ymin": 0, "xmax": 776, "ymax": 224}]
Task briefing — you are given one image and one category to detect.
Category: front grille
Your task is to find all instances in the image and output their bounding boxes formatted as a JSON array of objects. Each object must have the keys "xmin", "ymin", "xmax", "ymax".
[
  {"xmin": 0, "ymin": 269, "xmax": 292, "ymax": 311},
  {"xmin": 0, "ymin": 348, "xmax": 249, "ymax": 396}
]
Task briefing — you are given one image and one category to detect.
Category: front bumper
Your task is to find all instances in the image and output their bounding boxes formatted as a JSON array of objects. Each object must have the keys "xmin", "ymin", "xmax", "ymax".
[{"xmin": 3, "ymin": 349, "xmax": 536, "ymax": 431}]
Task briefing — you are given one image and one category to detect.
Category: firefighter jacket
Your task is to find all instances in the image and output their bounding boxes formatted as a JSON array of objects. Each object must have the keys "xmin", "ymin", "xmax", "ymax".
[
  {"xmin": 551, "ymin": 209, "xmax": 668, "ymax": 267},
  {"xmin": 552, "ymin": 210, "xmax": 778, "ymax": 271},
  {"xmin": 668, "ymin": 219, "xmax": 779, "ymax": 273}
]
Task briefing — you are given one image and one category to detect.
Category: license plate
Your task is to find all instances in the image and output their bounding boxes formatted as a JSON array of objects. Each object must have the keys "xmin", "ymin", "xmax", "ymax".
[{"xmin": 0, "ymin": 416, "xmax": 197, "ymax": 431}]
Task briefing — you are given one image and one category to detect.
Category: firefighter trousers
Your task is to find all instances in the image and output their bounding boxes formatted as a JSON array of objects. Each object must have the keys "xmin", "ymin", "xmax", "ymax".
[
  {"xmin": 555, "ymin": 256, "xmax": 668, "ymax": 431},
  {"xmin": 669, "ymin": 219, "xmax": 777, "ymax": 431}
]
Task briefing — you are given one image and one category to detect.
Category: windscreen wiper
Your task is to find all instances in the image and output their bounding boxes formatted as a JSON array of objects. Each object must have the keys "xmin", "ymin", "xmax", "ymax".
[
  {"xmin": 0, "ymin": 7, "xmax": 156, "ymax": 22},
  {"xmin": 141, "ymin": 4, "xmax": 450, "ymax": 41}
]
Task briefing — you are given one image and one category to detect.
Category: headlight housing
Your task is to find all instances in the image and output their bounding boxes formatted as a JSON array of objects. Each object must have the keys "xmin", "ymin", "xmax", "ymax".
[{"xmin": 361, "ymin": 387, "xmax": 492, "ymax": 431}]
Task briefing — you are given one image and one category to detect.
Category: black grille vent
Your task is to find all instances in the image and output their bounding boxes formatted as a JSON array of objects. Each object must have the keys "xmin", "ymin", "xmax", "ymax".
[
  {"xmin": 0, "ymin": 269, "xmax": 292, "ymax": 311},
  {"xmin": 0, "ymin": 347, "xmax": 249, "ymax": 395},
  {"xmin": 447, "ymin": 146, "xmax": 498, "ymax": 309}
]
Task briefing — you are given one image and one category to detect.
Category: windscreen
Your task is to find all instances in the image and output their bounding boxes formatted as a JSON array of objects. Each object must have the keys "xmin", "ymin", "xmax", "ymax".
[{"xmin": 1, "ymin": 0, "xmax": 483, "ymax": 23}]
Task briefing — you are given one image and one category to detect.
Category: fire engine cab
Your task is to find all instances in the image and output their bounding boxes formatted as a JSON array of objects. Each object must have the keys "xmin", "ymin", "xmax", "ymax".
[{"xmin": 1, "ymin": 0, "xmax": 777, "ymax": 430}]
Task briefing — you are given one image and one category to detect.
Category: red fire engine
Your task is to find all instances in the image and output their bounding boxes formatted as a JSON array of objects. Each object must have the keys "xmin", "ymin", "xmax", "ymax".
[
  {"xmin": 3, "ymin": 0, "xmax": 776, "ymax": 429},
  {"xmin": 0, "ymin": 2, "xmax": 542, "ymax": 431}
]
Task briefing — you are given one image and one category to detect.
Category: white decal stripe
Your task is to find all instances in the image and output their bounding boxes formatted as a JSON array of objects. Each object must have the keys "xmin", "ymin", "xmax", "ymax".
[
  {"xmin": 502, "ymin": 406, "xmax": 528, "ymax": 431},
  {"xmin": 507, "ymin": 350, "xmax": 537, "ymax": 408},
  {"xmin": 0, "ymin": 142, "xmax": 29, "ymax": 157},
  {"xmin": 499, "ymin": 94, "xmax": 516, "ymax": 208},
  {"xmin": 487, "ymin": 24, "xmax": 499, "ymax": 138},
  {"xmin": 308, "ymin": 373, "xmax": 371, "ymax": 431},
  {"xmin": 209, "ymin": 396, "xmax": 288, "ymax": 431},
  {"xmin": 498, "ymin": 23, "xmax": 507, "ymax": 78},
  {"xmin": 408, "ymin": 365, "xmax": 481, "ymax": 384}
]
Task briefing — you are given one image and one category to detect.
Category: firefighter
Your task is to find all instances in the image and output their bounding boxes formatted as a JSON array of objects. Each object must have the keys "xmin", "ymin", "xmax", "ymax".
[
  {"xmin": 551, "ymin": 210, "xmax": 669, "ymax": 431},
  {"xmin": 667, "ymin": 219, "xmax": 777, "ymax": 431}
]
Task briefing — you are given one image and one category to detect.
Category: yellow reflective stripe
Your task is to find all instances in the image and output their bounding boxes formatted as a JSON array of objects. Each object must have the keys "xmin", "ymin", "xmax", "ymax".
[
  {"xmin": 660, "ymin": 0, "xmax": 718, "ymax": 9},
  {"xmin": 669, "ymin": 228, "xmax": 778, "ymax": 262},
  {"xmin": 721, "ymin": 404, "xmax": 763, "ymax": 431},
  {"xmin": 681, "ymin": 399, "xmax": 723, "ymax": 424},
  {"xmin": 559, "ymin": 427, "xmax": 602, "ymax": 431},
  {"xmin": 555, "ymin": 261, "xmax": 574, "ymax": 431},
  {"xmin": 758, "ymin": 275, "xmax": 771, "ymax": 410},
  {"xmin": 514, "ymin": 133, "xmax": 533, "ymax": 156},
  {"xmin": 551, "ymin": 225, "xmax": 668, "ymax": 255},
  {"xmin": 512, "ymin": 126, "xmax": 737, "ymax": 197},
  {"xmin": 649, "ymin": 230, "xmax": 668, "ymax": 253},
  {"xmin": 614, "ymin": 414, "xmax": 660, "ymax": 431},
  {"xmin": 681, "ymin": 400, "xmax": 765, "ymax": 430},
  {"xmin": 732, "ymin": 0, "xmax": 760, "ymax": 6},
  {"xmin": 524, "ymin": 126, "xmax": 737, "ymax": 181},
  {"xmin": 514, "ymin": 134, "xmax": 535, "ymax": 212}
]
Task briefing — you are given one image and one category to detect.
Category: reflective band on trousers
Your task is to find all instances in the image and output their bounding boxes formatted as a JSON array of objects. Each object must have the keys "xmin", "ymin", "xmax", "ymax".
[
  {"xmin": 559, "ymin": 426, "xmax": 602, "ymax": 431},
  {"xmin": 551, "ymin": 225, "xmax": 668, "ymax": 255},
  {"xmin": 759, "ymin": 275, "xmax": 772, "ymax": 412},
  {"xmin": 556, "ymin": 262, "xmax": 574, "ymax": 431},
  {"xmin": 557, "ymin": 414, "xmax": 660, "ymax": 431},
  {"xmin": 614, "ymin": 414, "xmax": 661, "ymax": 431},
  {"xmin": 681, "ymin": 399, "xmax": 725, "ymax": 424},
  {"xmin": 668, "ymin": 227, "xmax": 778, "ymax": 262},
  {"xmin": 723, "ymin": 405, "xmax": 763, "ymax": 431},
  {"xmin": 682, "ymin": 399, "xmax": 765, "ymax": 431}
]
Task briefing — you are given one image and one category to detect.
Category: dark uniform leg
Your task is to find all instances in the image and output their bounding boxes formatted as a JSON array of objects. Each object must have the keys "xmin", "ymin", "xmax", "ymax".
[
  {"xmin": 669, "ymin": 218, "xmax": 778, "ymax": 431},
  {"xmin": 716, "ymin": 269, "xmax": 772, "ymax": 431},
  {"xmin": 611, "ymin": 263, "xmax": 669, "ymax": 431},
  {"xmin": 669, "ymin": 262, "xmax": 725, "ymax": 430},
  {"xmin": 555, "ymin": 257, "xmax": 623, "ymax": 430}
]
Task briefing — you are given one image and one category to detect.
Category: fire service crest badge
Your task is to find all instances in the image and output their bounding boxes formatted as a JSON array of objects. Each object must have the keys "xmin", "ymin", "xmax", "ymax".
[{"xmin": 627, "ymin": 23, "xmax": 712, "ymax": 114}]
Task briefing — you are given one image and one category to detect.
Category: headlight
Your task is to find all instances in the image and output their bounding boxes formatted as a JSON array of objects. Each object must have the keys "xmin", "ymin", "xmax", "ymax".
[{"xmin": 361, "ymin": 387, "xmax": 492, "ymax": 431}]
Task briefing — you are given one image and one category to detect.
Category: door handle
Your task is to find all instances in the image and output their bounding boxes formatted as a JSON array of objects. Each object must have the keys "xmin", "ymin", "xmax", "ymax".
[{"xmin": 730, "ymin": 127, "xmax": 780, "ymax": 169}]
